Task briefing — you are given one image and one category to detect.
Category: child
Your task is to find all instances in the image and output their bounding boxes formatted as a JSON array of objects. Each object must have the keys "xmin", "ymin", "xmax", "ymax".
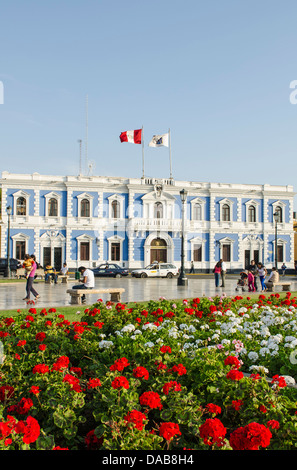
[
  {"xmin": 22, "ymin": 254, "xmax": 33, "ymax": 278},
  {"xmin": 248, "ymin": 269, "xmax": 255, "ymax": 292}
]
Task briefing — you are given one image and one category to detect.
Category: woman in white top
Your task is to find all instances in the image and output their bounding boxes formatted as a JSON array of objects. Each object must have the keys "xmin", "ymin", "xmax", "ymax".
[{"xmin": 257, "ymin": 263, "xmax": 267, "ymax": 292}]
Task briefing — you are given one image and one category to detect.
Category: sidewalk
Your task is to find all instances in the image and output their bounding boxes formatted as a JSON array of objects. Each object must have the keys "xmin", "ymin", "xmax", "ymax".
[{"xmin": 1, "ymin": 276, "xmax": 297, "ymax": 311}]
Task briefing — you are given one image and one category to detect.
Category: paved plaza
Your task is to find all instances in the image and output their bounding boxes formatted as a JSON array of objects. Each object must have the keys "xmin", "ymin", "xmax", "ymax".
[{"xmin": 1, "ymin": 274, "xmax": 297, "ymax": 311}]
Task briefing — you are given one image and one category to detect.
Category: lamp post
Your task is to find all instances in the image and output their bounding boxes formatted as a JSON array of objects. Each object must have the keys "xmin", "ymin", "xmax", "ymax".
[
  {"xmin": 177, "ymin": 189, "xmax": 188, "ymax": 286},
  {"xmin": 6, "ymin": 205, "xmax": 12, "ymax": 278},
  {"xmin": 273, "ymin": 211, "xmax": 279, "ymax": 269}
]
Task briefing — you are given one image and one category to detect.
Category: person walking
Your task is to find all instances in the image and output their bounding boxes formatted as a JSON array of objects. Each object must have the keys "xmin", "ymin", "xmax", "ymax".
[
  {"xmin": 23, "ymin": 255, "xmax": 39, "ymax": 301},
  {"xmin": 72, "ymin": 266, "xmax": 95, "ymax": 303},
  {"xmin": 190, "ymin": 261, "xmax": 195, "ymax": 274},
  {"xmin": 257, "ymin": 262, "xmax": 267, "ymax": 292},
  {"xmin": 247, "ymin": 269, "xmax": 256, "ymax": 292},
  {"xmin": 281, "ymin": 263, "xmax": 287, "ymax": 277},
  {"xmin": 213, "ymin": 261, "xmax": 221, "ymax": 288},
  {"xmin": 220, "ymin": 259, "xmax": 226, "ymax": 287},
  {"xmin": 249, "ymin": 260, "xmax": 259, "ymax": 292}
]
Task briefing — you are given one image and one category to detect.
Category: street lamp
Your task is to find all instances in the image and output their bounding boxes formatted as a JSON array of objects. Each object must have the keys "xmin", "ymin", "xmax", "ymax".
[
  {"xmin": 177, "ymin": 189, "xmax": 188, "ymax": 286},
  {"xmin": 273, "ymin": 210, "xmax": 280, "ymax": 270},
  {"xmin": 6, "ymin": 205, "xmax": 12, "ymax": 278}
]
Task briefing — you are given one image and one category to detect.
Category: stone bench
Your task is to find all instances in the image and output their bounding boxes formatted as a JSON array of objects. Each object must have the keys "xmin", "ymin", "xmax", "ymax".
[
  {"xmin": 266, "ymin": 281, "xmax": 291, "ymax": 292},
  {"xmin": 66, "ymin": 288, "xmax": 125, "ymax": 305},
  {"xmin": 57, "ymin": 275, "xmax": 69, "ymax": 284}
]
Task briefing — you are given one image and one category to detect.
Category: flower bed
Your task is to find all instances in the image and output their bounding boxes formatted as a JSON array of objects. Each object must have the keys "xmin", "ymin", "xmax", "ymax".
[{"xmin": 1, "ymin": 292, "xmax": 297, "ymax": 450}]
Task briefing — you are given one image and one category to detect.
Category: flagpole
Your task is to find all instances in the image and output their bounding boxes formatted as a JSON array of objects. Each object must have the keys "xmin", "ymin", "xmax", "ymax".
[
  {"xmin": 142, "ymin": 126, "xmax": 145, "ymax": 178},
  {"xmin": 169, "ymin": 128, "xmax": 173, "ymax": 179}
]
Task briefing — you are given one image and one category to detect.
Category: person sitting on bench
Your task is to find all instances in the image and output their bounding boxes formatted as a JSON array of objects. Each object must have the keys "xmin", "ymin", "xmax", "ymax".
[
  {"xmin": 266, "ymin": 267, "xmax": 279, "ymax": 290},
  {"xmin": 72, "ymin": 266, "xmax": 94, "ymax": 303},
  {"xmin": 44, "ymin": 264, "xmax": 58, "ymax": 284}
]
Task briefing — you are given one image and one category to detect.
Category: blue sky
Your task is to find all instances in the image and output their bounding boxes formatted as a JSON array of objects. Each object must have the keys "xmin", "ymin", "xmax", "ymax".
[{"xmin": 1, "ymin": 0, "xmax": 297, "ymax": 206}]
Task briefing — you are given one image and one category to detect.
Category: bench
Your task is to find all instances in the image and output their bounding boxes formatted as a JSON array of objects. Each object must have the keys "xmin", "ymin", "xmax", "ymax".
[
  {"xmin": 57, "ymin": 275, "xmax": 69, "ymax": 284},
  {"xmin": 266, "ymin": 281, "xmax": 291, "ymax": 292},
  {"xmin": 16, "ymin": 268, "xmax": 45, "ymax": 279},
  {"xmin": 66, "ymin": 288, "xmax": 125, "ymax": 305}
]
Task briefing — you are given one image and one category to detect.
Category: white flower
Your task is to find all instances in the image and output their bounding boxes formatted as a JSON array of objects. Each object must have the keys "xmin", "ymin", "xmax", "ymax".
[
  {"xmin": 121, "ymin": 324, "xmax": 135, "ymax": 333},
  {"xmin": 98, "ymin": 340, "xmax": 113, "ymax": 349},
  {"xmin": 144, "ymin": 341, "xmax": 154, "ymax": 348}
]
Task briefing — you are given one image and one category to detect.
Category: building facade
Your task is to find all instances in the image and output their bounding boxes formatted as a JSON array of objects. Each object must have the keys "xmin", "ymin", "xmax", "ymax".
[{"xmin": 0, "ymin": 171, "xmax": 295, "ymax": 272}]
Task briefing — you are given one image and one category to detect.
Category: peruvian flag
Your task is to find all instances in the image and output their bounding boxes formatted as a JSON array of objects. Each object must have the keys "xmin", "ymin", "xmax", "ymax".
[{"xmin": 119, "ymin": 129, "xmax": 142, "ymax": 144}]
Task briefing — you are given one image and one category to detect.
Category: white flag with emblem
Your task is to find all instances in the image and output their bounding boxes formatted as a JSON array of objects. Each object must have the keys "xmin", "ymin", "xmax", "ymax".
[{"xmin": 148, "ymin": 133, "xmax": 169, "ymax": 147}]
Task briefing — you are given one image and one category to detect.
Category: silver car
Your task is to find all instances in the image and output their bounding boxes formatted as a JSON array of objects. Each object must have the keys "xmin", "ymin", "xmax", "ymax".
[{"xmin": 131, "ymin": 263, "xmax": 179, "ymax": 278}]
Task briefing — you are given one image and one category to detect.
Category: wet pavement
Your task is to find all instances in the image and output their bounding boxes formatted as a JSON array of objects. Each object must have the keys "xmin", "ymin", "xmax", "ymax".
[{"xmin": 1, "ymin": 275, "xmax": 297, "ymax": 311}]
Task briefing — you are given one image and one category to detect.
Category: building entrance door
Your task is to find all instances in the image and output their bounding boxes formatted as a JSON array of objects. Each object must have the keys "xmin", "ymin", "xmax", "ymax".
[{"xmin": 150, "ymin": 238, "xmax": 167, "ymax": 264}]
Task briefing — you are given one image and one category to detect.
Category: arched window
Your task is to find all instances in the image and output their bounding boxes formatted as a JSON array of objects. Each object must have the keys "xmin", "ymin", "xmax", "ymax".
[
  {"xmin": 16, "ymin": 197, "xmax": 26, "ymax": 216},
  {"xmin": 274, "ymin": 206, "xmax": 283, "ymax": 223},
  {"xmin": 222, "ymin": 204, "xmax": 230, "ymax": 222},
  {"xmin": 111, "ymin": 200, "xmax": 120, "ymax": 219},
  {"xmin": 193, "ymin": 203, "xmax": 201, "ymax": 221},
  {"xmin": 248, "ymin": 205, "xmax": 256, "ymax": 223},
  {"xmin": 81, "ymin": 199, "xmax": 90, "ymax": 218},
  {"xmin": 48, "ymin": 198, "xmax": 58, "ymax": 217},
  {"xmin": 154, "ymin": 202, "xmax": 163, "ymax": 219}
]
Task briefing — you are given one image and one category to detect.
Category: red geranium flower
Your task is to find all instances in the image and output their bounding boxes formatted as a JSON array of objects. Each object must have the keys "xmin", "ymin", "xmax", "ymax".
[
  {"xmin": 271, "ymin": 375, "xmax": 287, "ymax": 388},
  {"xmin": 51, "ymin": 355, "xmax": 70, "ymax": 371},
  {"xmin": 160, "ymin": 345, "xmax": 172, "ymax": 354},
  {"xmin": 133, "ymin": 366, "xmax": 149, "ymax": 380},
  {"xmin": 0, "ymin": 385, "xmax": 14, "ymax": 402},
  {"xmin": 199, "ymin": 418, "xmax": 227, "ymax": 447},
  {"xmin": 110, "ymin": 357, "xmax": 130, "ymax": 372},
  {"xmin": 206, "ymin": 403, "xmax": 221, "ymax": 416},
  {"xmin": 32, "ymin": 364, "xmax": 49, "ymax": 374},
  {"xmin": 162, "ymin": 381, "xmax": 182, "ymax": 395},
  {"xmin": 139, "ymin": 391, "xmax": 162, "ymax": 410},
  {"xmin": 111, "ymin": 376, "xmax": 129, "ymax": 390},
  {"xmin": 226, "ymin": 369, "xmax": 244, "ymax": 381},
  {"xmin": 267, "ymin": 420, "xmax": 280, "ymax": 430},
  {"xmin": 159, "ymin": 422, "xmax": 181, "ymax": 441},
  {"xmin": 229, "ymin": 422, "xmax": 272, "ymax": 450},
  {"xmin": 35, "ymin": 332, "xmax": 46, "ymax": 342},
  {"xmin": 87, "ymin": 378, "xmax": 101, "ymax": 389},
  {"xmin": 224, "ymin": 355, "xmax": 241, "ymax": 369},
  {"xmin": 124, "ymin": 410, "xmax": 147, "ymax": 431},
  {"xmin": 232, "ymin": 399, "xmax": 243, "ymax": 411}
]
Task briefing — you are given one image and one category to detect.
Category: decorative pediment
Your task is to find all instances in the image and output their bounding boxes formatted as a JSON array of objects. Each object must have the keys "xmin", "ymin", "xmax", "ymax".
[
  {"xmin": 218, "ymin": 197, "xmax": 234, "ymax": 206},
  {"xmin": 12, "ymin": 190, "xmax": 30, "ymax": 198},
  {"xmin": 217, "ymin": 236, "xmax": 235, "ymax": 244},
  {"xmin": 190, "ymin": 236, "xmax": 206, "ymax": 244},
  {"xmin": 244, "ymin": 199, "xmax": 260, "ymax": 207},
  {"xmin": 11, "ymin": 232, "xmax": 30, "ymax": 241},
  {"xmin": 44, "ymin": 191, "xmax": 62, "ymax": 200},
  {"xmin": 242, "ymin": 234, "xmax": 264, "ymax": 244},
  {"xmin": 40, "ymin": 230, "xmax": 65, "ymax": 241},
  {"xmin": 141, "ymin": 191, "xmax": 176, "ymax": 202},
  {"xmin": 76, "ymin": 234, "xmax": 94, "ymax": 241},
  {"xmin": 77, "ymin": 192, "xmax": 94, "ymax": 200}
]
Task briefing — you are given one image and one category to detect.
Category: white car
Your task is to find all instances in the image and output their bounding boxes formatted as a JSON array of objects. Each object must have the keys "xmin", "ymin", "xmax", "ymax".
[{"xmin": 131, "ymin": 263, "xmax": 179, "ymax": 278}]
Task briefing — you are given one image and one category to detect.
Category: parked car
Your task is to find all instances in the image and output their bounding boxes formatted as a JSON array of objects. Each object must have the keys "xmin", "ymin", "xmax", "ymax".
[
  {"xmin": 0, "ymin": 258, "xmax": 22, "ymax": 276},
  {"xmin": 131, "ymin": 263, "xmax": 179, "ymax": 278},
  {"xmin": 92, "ymin": 263, "xmax": 129, "ymax": 278}
]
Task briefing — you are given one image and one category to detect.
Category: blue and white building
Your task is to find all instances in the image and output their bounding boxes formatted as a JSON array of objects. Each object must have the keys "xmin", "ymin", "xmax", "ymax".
[{"xmin": 0, "ymin": 171, "xmax": 295, "ymax": 272}]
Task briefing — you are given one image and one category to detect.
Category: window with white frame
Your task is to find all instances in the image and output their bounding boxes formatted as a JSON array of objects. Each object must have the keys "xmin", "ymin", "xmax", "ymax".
[
  {"xmin": 76, "ymin": 234, "xmax": 94, "ymax": 263},
  {"xmin": 190, "ymin": 236, "xmax": 206, "ymax": 263},
  {"xmin": 44, "ymin": 192, "xmax": 61, "ymax": 218},
  {"xmin": 12, "ymin": 190, "xmax": 30, "ymax": 217},
  {"xmin": 245, "ymin": 199, "xmax": 260, "ymax": 223},
  {"xmin": 77, "ymin": 192, "xmax": 93, "ymax": 219},
  {"xmin": 190, "ymin": 197, "xmax": 205, "ymax": 221},
  {"xmin": 107, "ymin": 235, "xmax": 124, "ymax": 263},
  {"xmin": 218, "ymin": 198, "xmax": 234, "ymax": 223},
  {"xmin": 108, "ymin": 195, "xmax": 124, "ymax": 220},
  {"xmin": 11, "ymin": 233, "xmax": 30, "ymax": 260}
]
